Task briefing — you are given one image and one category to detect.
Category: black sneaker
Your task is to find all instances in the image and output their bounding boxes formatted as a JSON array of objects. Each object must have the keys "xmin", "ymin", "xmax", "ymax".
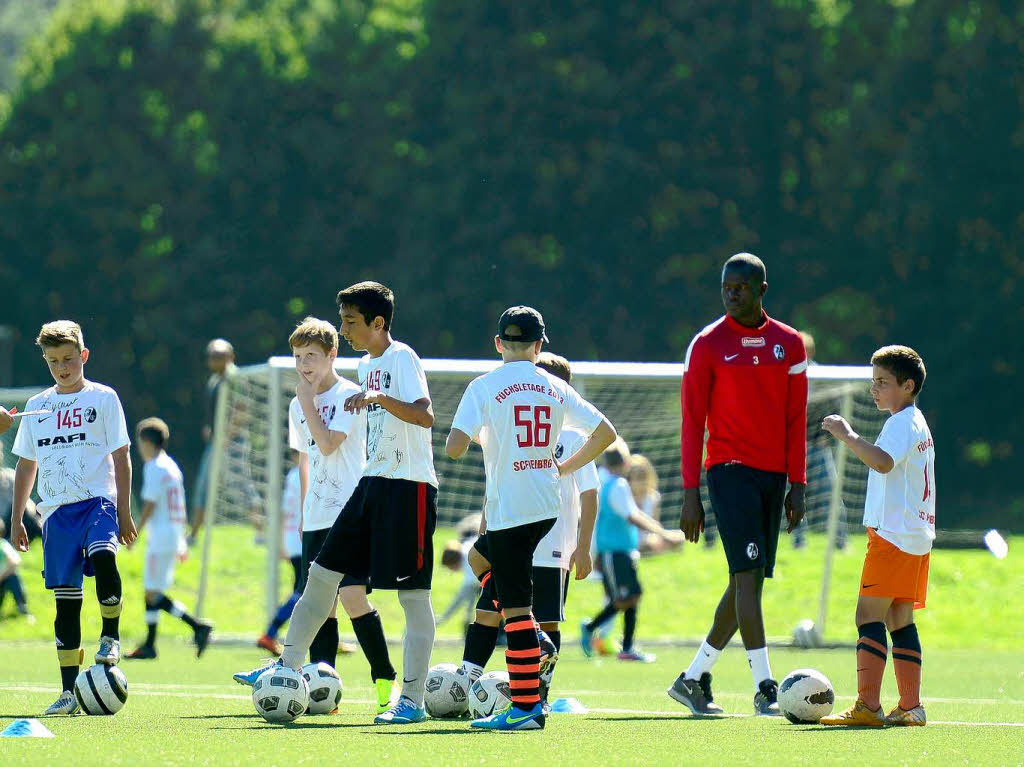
[
  {"xmin": 194, "ymin": 622, "xmax": 214, "ymax": 658},
  {"xmin": 125, "ymin": 644, "xmax": 158, "ymax": 660},
  {"xmin": 754, "ymin": 678, "xmax": 781, "ymax": 716},
  {"xmin": 667, "ymin": 672, "xmax": 725, "ymax": 715}
]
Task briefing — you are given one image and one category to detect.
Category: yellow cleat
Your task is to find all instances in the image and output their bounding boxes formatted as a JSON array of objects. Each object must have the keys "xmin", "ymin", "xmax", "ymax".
[
  {"xmin": 819, "ymin": 699, "xmax": 885, "ymax": 727},
  {"xmin": 885, "ymin": 705, "xmax": 926, "ymax": 726},
  {"xmin": 593, "ymin": 637, "xmax": 620, "ymax": 657},
  {"xmin": 375, "ymin": 678, "xmax": 394, "ymax": 715}
]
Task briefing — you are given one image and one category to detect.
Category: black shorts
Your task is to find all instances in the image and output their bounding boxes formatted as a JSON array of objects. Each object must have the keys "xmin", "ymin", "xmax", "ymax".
[
  {"xmin": 598, "ymin": 551, "xmax": 642, "ymax": 601},
  {"xmin": 315, "ymin": 476, "xmax": 436, "ymax": 591},
  {"xmin": 288, "ymin": 555, "xmax": 302, "ymax": 592},
  {"xmin": 707, "ymin": 463, "xmax": 787, "ymax": 577},
  {"xmin": 300, "ymin": 528, "xmax": 368, "ymax": 593},
  {"xmin": 472, "ymin": 536, "xmax": 569, "ymax": 623},
  {"xmin": 486, "ymin": 519, "xmax": 556, "ymax": 611}
]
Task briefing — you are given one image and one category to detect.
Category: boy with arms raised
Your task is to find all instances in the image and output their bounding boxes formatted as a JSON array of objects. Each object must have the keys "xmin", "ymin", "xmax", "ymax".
[
  {"xmin": 9, "ymin": 321, "xmax": 137, "ymax": 715},
  {"xmin": 239, "ymin": 284, "xmax": 438, "ymax": 724},
  {"xmin": 458, "ymin": 352, "xmax": 602, "ymax": 709},
  {"xmin": 447, "ymin": 309, "xmax": 616, "ymax": 731},
  {"xmin": 126, "ymin": 417, "xmax": 212, "ymax": 659},
  {"xmin": 820, "ymin": 346, "xmax": 934, "ymax": 726}
]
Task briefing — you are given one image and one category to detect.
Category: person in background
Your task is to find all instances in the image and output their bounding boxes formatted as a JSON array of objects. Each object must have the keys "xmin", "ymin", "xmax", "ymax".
[
  {"xmin": 0, "ymin": 517, "xmax": 32, "ymax": 621},
  {"xmin": 190, "ymin": 339, "xmax": 237, "ymax": 542}
]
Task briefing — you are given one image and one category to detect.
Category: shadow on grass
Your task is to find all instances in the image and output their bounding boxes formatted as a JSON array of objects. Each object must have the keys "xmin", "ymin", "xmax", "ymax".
[
  {"xmin": 587, "ymin": 715, "xmax": 727, "ymax": 723},
  {"xmin": 369, "ymin": 728, "xmax": 484, "ymax": 736}
]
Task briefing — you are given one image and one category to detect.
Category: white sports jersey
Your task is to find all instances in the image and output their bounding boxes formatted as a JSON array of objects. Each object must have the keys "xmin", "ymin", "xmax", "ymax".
[
  {"xmin": 12, "ymin": 380, "xmax": 130, "ymax": 522},
  {"xmin": 288, "ymin": 378, "xmax": 366, "ymax": 532},
  {"xmin": 534, "ymin": 427, "xmax": 600, "ymax": 569},
  {"xmin": 141, "ymin": 451, "xmax": 187, "ymax": 554},
  {"xmin": 359, "ymin": 341, "xmax": 437, "ymax": 486},
  {"xmin": 863, "ymin": 405, "xmax": 936, "ymax": 555},
  {"xmin": 451, "ymin": 360, "xmax": 605, "ymax": 531},
  {"xmin": 282, "ymin": 465, "xmax": 302, "ymax": 559}
]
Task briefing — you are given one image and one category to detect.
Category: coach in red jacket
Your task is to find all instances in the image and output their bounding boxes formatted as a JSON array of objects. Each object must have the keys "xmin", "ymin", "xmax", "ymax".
[{"xmin": 667, "ymin": 253, "xmax": 808, "ymax": 717}]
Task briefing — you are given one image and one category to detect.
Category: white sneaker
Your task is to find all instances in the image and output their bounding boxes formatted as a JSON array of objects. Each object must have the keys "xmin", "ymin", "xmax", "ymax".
[
  {"xmin": 95, "ymin": 636, "xmax": 121, "ymax": 665},
  {"xmin": 41, "ymin": 690, "xmax": 80, "ymax": 716}
]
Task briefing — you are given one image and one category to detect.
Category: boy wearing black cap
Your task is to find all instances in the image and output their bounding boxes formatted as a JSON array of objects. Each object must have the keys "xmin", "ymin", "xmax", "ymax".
[{"xmin": 446, "ymin": 306, "xmax": 617, "ymax": 731}]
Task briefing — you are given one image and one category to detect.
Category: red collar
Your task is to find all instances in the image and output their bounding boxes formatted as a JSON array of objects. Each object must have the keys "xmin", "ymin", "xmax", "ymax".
[{"xmin": 724, "ymin": 311, "xmax": 770, "ymax": 335}]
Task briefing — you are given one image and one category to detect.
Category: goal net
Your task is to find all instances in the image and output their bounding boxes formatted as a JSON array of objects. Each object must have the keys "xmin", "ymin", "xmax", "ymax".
[{"xmin": 199, "ymin": 358, "xmax": 883, "ymax": 634}]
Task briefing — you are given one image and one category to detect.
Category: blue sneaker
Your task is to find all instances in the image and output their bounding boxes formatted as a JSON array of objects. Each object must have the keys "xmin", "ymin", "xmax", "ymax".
[
  {"xmin": 374, "ymin": 696, "xmax": 427, "ymax": 724},
  {"xmin": 233, "ymin": 659, "xmax": 280, "ymax": 687},
  {"xmin": 579, "ymin": 620, "xmax": 593, "ymax": 658},
  {"xmin": 471, "ymin": 703, "xmax": 545, "ymax": 731}
]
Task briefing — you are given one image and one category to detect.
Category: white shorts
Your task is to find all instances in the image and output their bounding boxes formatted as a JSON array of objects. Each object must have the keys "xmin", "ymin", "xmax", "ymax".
[{"xmin": 144, "ymin": 549, "xmax": 177, "ymax": 592}]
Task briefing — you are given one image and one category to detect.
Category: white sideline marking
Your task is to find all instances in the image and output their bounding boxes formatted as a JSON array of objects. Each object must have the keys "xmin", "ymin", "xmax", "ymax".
[{"xmin": 563, "ymin": 689, "xmax": 1024, "ymax": 706}]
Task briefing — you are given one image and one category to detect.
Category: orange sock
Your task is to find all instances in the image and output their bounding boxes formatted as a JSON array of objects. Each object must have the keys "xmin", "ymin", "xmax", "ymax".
[
  {"xmin": 856, "ymin": 622, "xmax": 887, "ymax": 711},
  {"xmin": 891, "ymin": 623, "xmax": 922, "ymax": 710}
]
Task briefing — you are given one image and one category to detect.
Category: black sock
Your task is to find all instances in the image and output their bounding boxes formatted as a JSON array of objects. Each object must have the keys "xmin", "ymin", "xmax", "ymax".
[
  {"xmin": 622, "ymin": 606, "xmax": 637, "ymax": 651},
  {"xmin": 60, "ymin": 664, "xmax": 79, "ymax": 691},
  {"xmin": 587, "ymin": 603, "xmax": 618, "ymax": 632},
  {"xmin": 351, "ymin": 610, "xmax": 395, "ymax": 682},
  {"xmin": 54, "ymin": 590, "xmax": 83, "ymax": 691},
  {"xmin": 310, "ymin": 617, "xmax": 339, "ymax": 667},
  {"xmin": 463, "ymin": 622, "xmax": 500, "ymax": 669},
  {"xmin": 90, "ymin": 551, "xmax": 122, "ymax": 640},
  {"xmin": 145, "ymin": 623, "xmax": 158, "ymax": 647},
  {"xmin": 154, "ymin": 594, "xmax": 201, "ymax": 630},
  {"xmin": 548, "ymin": 630, "xmax": 561, "ymax": 653}
]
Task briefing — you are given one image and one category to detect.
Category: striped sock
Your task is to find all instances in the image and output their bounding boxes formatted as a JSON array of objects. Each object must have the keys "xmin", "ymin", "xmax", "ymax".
[
  {"xmin": 890, "ymin": 623, "xmax": 922, "ymax": 710},
  {"xmin": 856, "ymin": 621, "xmax": 888, "ymax": 711},
  {"xmin": 504, "ymin": 614, "xmax": 541, "ymax": 712}
]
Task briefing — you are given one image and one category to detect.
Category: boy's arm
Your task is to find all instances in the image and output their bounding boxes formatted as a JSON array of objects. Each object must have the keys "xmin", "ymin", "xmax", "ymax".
[
  {"xmin": 11, "ymin": 458, "xmax": 37, "ymax": 551},
  {"xmin": 346, "ymin": 391, "xmax": 433, "ymax": 428},
  {"xmin": 112, "ymin": 445, "xmax": 137, "ymax": 545},
  {"xmin": 294, "ymin": 378, "xmax": 349, "ymax": 457},
  {"xmin": 569, "ymin": 489, "xmax": 598, "ymax": 580},
  {"xmin": 132, "ymin": 500, "xmax": 157, "ymax": 546},
  {"xmin": 0, "ymin": 406, "xmax": 13, "ymax": 435},
  {"xmin": 822, "ymin": 416, "xmax": 895, "ymax": 473},
  {"xmin": 557, "ymin": 418, "xmax": 616, "ymax": 477},
  {"xmin": 297, "ymin": 452, "xmax": 309, "ymax": 530},
  {"xmin": 446, "ymin": 428, "xmax": 472, "ymax": 460}
]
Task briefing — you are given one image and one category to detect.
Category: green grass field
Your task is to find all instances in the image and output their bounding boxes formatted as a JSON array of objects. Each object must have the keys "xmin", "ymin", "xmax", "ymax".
[{"xmin": 1, "ymin": 526, "xmax": 1022, "ymax": 765}]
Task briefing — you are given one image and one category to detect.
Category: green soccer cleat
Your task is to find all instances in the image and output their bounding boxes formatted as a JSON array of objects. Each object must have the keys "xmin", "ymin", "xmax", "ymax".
[{"xmin": 375, "ymin": 678, "xmax": 394, "ymax": 715}]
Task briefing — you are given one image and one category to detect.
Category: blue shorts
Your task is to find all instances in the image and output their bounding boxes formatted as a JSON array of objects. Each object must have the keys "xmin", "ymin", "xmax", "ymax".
[{"xmin": 41, "ymin": 498, "xmax": 119, "ymax": 589}]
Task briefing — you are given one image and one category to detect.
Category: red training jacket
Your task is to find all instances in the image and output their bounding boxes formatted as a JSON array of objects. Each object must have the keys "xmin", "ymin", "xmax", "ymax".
[{"xmin": 680, "ymin": 311, "xmax": 808, "ymax": 488}]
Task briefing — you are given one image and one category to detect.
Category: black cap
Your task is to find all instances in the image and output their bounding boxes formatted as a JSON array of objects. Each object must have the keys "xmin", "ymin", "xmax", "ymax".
[{"xmin": 498, "ymin": 306, "xmax": 549, "ymax": 344}]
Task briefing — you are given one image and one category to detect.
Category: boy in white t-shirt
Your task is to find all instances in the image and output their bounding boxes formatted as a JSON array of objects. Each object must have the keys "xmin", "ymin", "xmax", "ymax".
[
  {"xmin": 9, "ymin": 321, "xmax": 137, "ymax": 716},
  {"xmin": 447, "ymin": 308, "xmax": 616, "ymax": 731},
  {"xmin": 820, "ymin": 345, "xmax": 934, "ymax": 727},
  {"xmin": 126, "ymin": 417, "xmax": 212, "ymax": 660}
]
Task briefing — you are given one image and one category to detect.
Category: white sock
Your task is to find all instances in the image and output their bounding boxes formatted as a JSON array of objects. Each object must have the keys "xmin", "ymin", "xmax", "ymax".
[
  {"xmin": 685, "ymin": 640, "xmax": 722, "ymax": 680},
  {"xmin": 280, "ymin": 563, "xmax": 342, "ymax": 669},
  {"xmin": 398, "ymin": 589, "xmax": 435, "ymax": 707},
  {"xmin": 746, "ymin": 646, "xmax": 772, "ymax": 691},
  {"xmin": 461, "ymin": 661, "xmax": 484, "ymax": 682}
]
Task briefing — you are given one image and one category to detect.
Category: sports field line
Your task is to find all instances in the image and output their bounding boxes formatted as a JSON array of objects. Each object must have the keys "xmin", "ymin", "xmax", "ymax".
[
  {"xmin": 561, "ymin": 689, "xmax": 1024, "ymax": 706},
  {"xmin": 2, "ymin": 684, "xmax": 1023, "ymax": 727}
]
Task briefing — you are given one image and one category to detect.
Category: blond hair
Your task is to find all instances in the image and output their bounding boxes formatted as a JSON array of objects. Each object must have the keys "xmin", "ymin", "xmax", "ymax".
[
  {"xmin": 627, "ymin": 454, "xmax": 658, "ymax": 497},
  {"xmin": 289, "ymin": 317, "xmax": 338, "ymax": 354},
  {"xmin": 36, "ymin": 320, "xmax": 84, "ymax": 351}
]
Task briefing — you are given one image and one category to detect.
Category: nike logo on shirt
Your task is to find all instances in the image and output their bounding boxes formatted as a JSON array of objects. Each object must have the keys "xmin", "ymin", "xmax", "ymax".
[{"xmin": 724, "ymin": 354, "xmax": 739, "ymax": 361}]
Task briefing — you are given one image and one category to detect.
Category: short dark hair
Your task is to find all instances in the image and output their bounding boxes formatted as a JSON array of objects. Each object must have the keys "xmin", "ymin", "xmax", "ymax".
[
  {"xmin": 136, "ymin": 417, "xmax": 170, "ymax": 448},
  {"xmin": 536, "ymin": 352, "xmax": 571, "ymax": 384},
  {"xmin": 337, "ymin": 281, "xmax": 394, "ymax": 331},
  {"xmin": 603, "ymin": 440, "xmax": 629, "ymax": 469},
  {"xmin": 871, "ymin": 345, "xmax": 926, "ymax": 396},
  {"xmin": 723, "ymin": 252, "xmax": 766, "ymax": 284}
]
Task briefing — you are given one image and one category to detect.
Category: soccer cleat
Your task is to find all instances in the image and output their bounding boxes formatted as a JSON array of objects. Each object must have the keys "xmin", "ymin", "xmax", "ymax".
[
  {"xmin": 233, "ymin": 658, "xmax": 280, "ymax": 686},
  {"xmin": 193, "ymin": 622, "xmax": 214, "ymax": 658},
  {"xmin": 257, "ymin": 633, "xmax": 283, "ymax": 656},
  {"xmin": 375, "ymin": 678, "xmax": 395, "ymax": 714},
  {"xmin": 617, "ymin": 647, "xmax": 656, "ymax": 663},
  {"xmin": 373, "ymin": 695, "xmax": 427, "ymax": 724},
  {"xmin": 41, "ymin": 690, "xmax": 80, "ymax": 716},
  {"xmin": 884, "ymin": 704, "xmax": 926, "ymax": 726},
  {"xmin": 95, "ymin": 636, "xmax": 121, "ymax": 665},
  {"xmin": 578, "ymin": 620, "xmax": 594, "ymax": 658},
  {"xmin": 754, "ymin": 679, "xmax": 781, "ymax": 716},
  {"xmin": 593, "ymin": 637, "xmax": 619, "ymax": 657},
  {"xmin": 667, "ymin": 672, "xmax": 725, "ymax": 715},
  {"xmin": 125, "ymin": 645, "xmax": 158, "ymax": 660},
  {"xmin": 820, "ymin": 699, "xmax": 885, "ymax": 726},
  {"xmin": 337, "ymin": 640, "xmax": 358, "ymax": 655},
  {"xmin": 471, "ymin": 702, "xmax": 545, "ymax": 731},
  {"xmin": 537, "ymin": 628, "xmax": 558, "ymax": 673}
]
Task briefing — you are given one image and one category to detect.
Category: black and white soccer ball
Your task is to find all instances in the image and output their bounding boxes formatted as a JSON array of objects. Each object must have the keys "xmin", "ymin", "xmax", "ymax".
[
  {"xmin": 468, "ymin": 670, "xmax": 512, "ymax": 719},
  {"xmin": 424, "ymin": 663, "xmax": 469, "ymax": 718},
  {"xmin": 778, "ymin": 668, "xmax": 835, "ymax": 723},
  {"xmin": 252, "ymin": 665, "xmax": 309, "ymax": 723},
  {"xmin": 301, "ymin": 662, "xmax": 343, "ymax": 714},
  {"xmin": 74, "ymin": 664, "xmax": 128, "ymax": 715}
]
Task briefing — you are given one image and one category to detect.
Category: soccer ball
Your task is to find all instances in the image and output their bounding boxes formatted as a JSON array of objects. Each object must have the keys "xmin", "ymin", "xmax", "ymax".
[
  {"xmin": 468, "ymin": 670, "xmax": 512, "ymax": 719},
  {"xmin": 301, "ymin": 662, "xmax": 343, "ymax": 714},
  {"xmin": 793, "ymin": 619, "xmax": 822, "ymax": 649},
  {"xmin": 778, "ymin": 668, "xmax": 835, "ymax": 724},
  {"xmin": 252, "ymin": 665, "xmax": 309, "ymax": 723},
  {"xmin": 74, "ymin": 664, "xmax": 128, "ymax": 715},
  {"xmin": 424, "ymin": 663, "xmax": 469, "ymax": 718}
]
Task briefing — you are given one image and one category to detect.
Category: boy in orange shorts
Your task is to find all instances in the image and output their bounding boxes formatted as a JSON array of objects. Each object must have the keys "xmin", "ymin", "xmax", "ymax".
[{"xmin": 820, "ymin": 346, "xmax": 934, "ymax": 727}]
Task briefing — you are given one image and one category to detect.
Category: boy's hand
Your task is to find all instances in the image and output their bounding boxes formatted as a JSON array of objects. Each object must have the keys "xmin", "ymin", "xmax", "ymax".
[
  {"xmin": 569, "ymin": 547, "xmax": 593, "ymax": 580},
  {"xmin": 10, "ymin": 519, "xmax": 29, "ymax": 552},
  {"xmin": 295, "ymin": 374, "xmax": 316, "ymax": 402},
  {"xmin": 680, "ymin": 488, "xmax": 705, "ymax": 543},
  {"xmin": 0, "ymin": 406, "xmax": 13, "ymax": 435},
  {"xmin": 821, "ymin": 415, "xmax": 856, "ymax": 442},
  {"xmin": 661, "ymin": 529, "xmax": 685, "ymax": 546},
  {"xmin": 785, "ymin": 483, "xmax": 806, "ymax": 533},
  {"xmin": 117, "ymin": 508, "xmax": 138, "ymax": 546},
  {"xmin": 344, "ymin": 390, "xmax": 382, "ymax": 413}
]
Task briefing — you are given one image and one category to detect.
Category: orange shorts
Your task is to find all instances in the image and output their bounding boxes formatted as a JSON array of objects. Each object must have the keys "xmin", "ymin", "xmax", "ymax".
[{"xmin": 859, "ymin": 528, "xmax": 930, "ymax": 609}]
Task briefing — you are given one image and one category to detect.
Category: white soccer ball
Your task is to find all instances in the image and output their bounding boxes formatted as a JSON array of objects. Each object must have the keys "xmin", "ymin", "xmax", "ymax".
[
  {"xmin": 792, "ymin": 619, "xmax": 822, "ymax": 649},
  {"xmin": 253, "ymin": 665, "xmax": 309, "ymax": 723},
  {"xmin": 468, "ymin": 670, "xmax": 512, "ymax": 719},
  {"xmin": 301, "ymin": 662, "xmax": 343, "ymax": 714},
  {"xmin": 74, "ymin": 664, "xmax": 128, "ymax": 715},
  {"xmin": 778, "ymin": 668, "xmax": 835, "ymax": 724},
  {"xmin": 424, "ymin": 663, "xmax": 470, "ymax": 718}
]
